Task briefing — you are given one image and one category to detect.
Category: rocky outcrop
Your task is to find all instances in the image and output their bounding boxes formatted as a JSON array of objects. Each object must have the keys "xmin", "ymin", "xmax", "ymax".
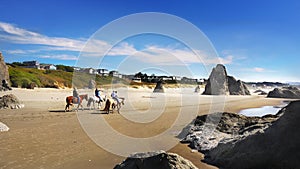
[
  {"xmin": 114, "ymin": 151, "xmax": 198, "ymax": 169},
  {"xmin": 267, "ymin": 86, "xmax": 300, "ymax": 99},
  {"xmin": 203, "ymin": 64, "xmax": 229, "ymax": 95},
  {"xmin": 227, "ymin": 76, "xmax": 250, "ymax": 95},
  {"xmin": 153, "ymin": 81, "xmax": 164, "ymax": 93},
  {"xmin": 0, "ymin": 52, "xmax": 10, "ymax": 87},
  {"xmin": 0, "ymin": 94, "xmax": 24, "ymax": 109},
  {"xmin": 182, "ymin": 101, "xmax": 300, "ymax": 169},
  {"xmin": 201, "ymin": 101, "xmax": 300, "ymax": 169},
  {"xmin": 254, "ymin": 89, "xmax": 267, "ymax": 95},
  {"xmin": 0, "ymin": 122, "xmax": 9, "ymax": 132},
  {"xmin": 181, "ymin": 112, "xmax": 278, "ymax": 152},
  {"xmin": 203, "ymin": 64, "xmax": 250, "ymax": 95}
]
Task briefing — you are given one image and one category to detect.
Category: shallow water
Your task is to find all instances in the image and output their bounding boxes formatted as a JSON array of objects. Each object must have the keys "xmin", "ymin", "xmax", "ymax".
[{"xmin": 239, "ymin": 105, "xmax": 285, "ymax": 117}]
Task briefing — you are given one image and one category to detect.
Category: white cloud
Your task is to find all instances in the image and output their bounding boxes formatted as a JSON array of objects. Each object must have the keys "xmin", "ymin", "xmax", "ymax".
[
  {"xmin": 39, "ymin": 54, "xmax": 78, "ymax": 60},
  {"xmin": 0, "ymin": 21, "xmax": 85, "ymax": 51},
  {"xmin": 0, "ymin": 21, "xmax": 235, "ymax": 66},
  {"xmin": 253, "ymin": 67, "xmax": 265, "ymax": 72},
  {"xmin": 120, "ymin": 45, "xmax": 233, "ymax": 66},
  {"xmin": 108, "ymin": 42, "xmax": 138, "ymax": 56}
]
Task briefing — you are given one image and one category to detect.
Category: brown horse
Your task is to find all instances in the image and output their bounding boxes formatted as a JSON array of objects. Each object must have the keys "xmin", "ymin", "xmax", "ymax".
[{"xmin": 65, "ymin": 94, "xmax": 88, "ymax": 111}]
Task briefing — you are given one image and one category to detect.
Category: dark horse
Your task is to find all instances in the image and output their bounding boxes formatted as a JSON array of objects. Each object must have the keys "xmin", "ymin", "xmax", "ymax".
[
  {"xmin": 102, "ymin": 97, "xmax": 125, "ymax": 114},
  {"xmin": 65, "ymin": 94, "xmax": 88, "ymax": 111}
]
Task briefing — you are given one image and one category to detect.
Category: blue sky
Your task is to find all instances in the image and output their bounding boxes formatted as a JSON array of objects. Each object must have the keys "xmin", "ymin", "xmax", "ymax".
[{"xmin": 0, "ymin": 0, "xmax": 300, "ymax": 82}]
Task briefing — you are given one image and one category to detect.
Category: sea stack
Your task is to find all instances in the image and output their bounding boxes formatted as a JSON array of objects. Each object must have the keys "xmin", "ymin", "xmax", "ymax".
[
  {"xmin": 0, "ymin": 52, "xmax": 9, "ymax": 83},
  {"xmin": 153, "ymin": 80, "xmax": 165, "ymax": 93},
  {"xmin": 203, "ymin": 64, "xmax": 250, "ymax": 95}
]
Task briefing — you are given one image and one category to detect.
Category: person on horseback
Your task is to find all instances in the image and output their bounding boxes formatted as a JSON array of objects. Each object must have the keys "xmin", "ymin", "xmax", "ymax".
[
  {"xmin": 73, "ymin": 87, "xmax": 80, "ymax": 104},
  {"xmin": 95, "ymin": 87, "xmax": 103, "ymax": 103},
  {"xmin": 111, "ymin": 90, "xmax": 121, "ymax": 104}
]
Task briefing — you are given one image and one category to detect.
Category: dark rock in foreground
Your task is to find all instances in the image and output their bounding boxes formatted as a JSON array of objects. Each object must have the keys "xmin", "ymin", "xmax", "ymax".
[
  {"xmin": 114, "ymin": 151, "xmax": 198, "ymax": 169},
  {"xmin": 153, "ymin": 81, "xmax": 165, "ymax": 93},
  {"xmin": 0, "ymin": 94, "xmax": 24, "ymax": 109},
  {"xmin": 202, "ymin": 101, "xmax": 300, "ymax": 169},
  {"xmin": 203, "ymin": 64, "xmax": 250, "ymax": 95},
  {"xmin": 182, "ymin": 112, "xmax": 278, "ymax": 151},
  {"xmin": 267, "ymin": 86, "xmax": 300, "ymax": 99}
]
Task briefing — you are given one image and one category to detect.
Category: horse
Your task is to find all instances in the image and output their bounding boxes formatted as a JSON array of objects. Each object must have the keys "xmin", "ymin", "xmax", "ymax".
[
  {"xmin": 103, "ymin": 97, "xmax": 125, "ymax": 114},
  {"xmin": 65, "ymin": 94, "xmax": 88, "ymax": 112},
  {"xmin": 87, "ymin": 95, "xmax": 107, "ymax": 110}
]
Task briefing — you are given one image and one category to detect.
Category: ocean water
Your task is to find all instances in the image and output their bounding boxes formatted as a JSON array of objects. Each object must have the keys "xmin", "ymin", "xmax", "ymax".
[{"xmin": 239, "ymin": 105, "xmax": 284, "ymax": 117}]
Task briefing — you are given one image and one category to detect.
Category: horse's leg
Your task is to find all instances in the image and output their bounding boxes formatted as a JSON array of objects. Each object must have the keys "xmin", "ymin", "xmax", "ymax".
[
  {"xmin": 80, "ymin": 103, "xmax": 83, "ymax": 111},
  {"xmin": 117, "ymin": 103, "xmax": 121, "ymax": 113}
]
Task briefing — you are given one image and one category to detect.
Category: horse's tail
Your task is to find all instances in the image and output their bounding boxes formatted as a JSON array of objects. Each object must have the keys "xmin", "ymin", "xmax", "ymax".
[{"xmin": 66, "ymin": 96, "xmax": 73, "ymax": 105}]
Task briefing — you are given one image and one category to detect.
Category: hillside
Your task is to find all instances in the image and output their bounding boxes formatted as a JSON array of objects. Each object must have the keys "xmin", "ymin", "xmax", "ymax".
[{"xmin": 8, "ymin": 66, "xmax": 127, "ymax": 89}]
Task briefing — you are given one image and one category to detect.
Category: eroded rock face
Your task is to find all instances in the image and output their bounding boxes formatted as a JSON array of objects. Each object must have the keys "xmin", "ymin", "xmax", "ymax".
[
  {"xmin": 267, "ymin": 86, "xmax": 300, "ymax": 99},
  {"xmin": 0, "ymin": 53, "xmax": 9, "ymax": 84},
  {"xmin": 181, "ymin": 112, "xmax": 278, "ymax": 152},
  {"xmin": 153, "ymin": 81, "xmax": 164, "ymax": 93},
  {"xmin": 227, "ymin": 76, "xmax": 250, "ymax": 95},
  {"xmin": 0, "ymin": 94, "xmax": 24, "ymax": 109},
  {"xmin": 203, "ymin": 64, "xmax": 229, "ymax": 95},
  {"xmin": 202, "ymin": 101, "xmax": 300, "ymax": 169},
  {"xmin": 203, "ymin": 64, "xmax": 250, "ymax": 95},
  {"xmin": 184, "ymin": 101, "xmax": 300, "ymax": 169},
  {"xmin": 114, "ymin": 151, "xmax": 198, "ymax": 169}
]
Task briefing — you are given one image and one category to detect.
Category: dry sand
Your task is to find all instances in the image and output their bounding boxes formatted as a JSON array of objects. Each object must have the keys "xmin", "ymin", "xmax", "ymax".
[{"xmin": 0, "ymin": 87, "xmax": 286, "ymax": 169}]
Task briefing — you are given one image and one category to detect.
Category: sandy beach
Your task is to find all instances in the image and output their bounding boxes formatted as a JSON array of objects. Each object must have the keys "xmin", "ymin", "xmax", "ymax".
[{"xmin": 0, "ymin": 87, "xmax": 286, "ymax": 169}]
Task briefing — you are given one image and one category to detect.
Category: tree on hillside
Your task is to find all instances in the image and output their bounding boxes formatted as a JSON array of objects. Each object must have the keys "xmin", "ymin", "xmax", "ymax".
[{"xmin": 56, "ymin": 65, "xmax": 74, "ymax": 72}]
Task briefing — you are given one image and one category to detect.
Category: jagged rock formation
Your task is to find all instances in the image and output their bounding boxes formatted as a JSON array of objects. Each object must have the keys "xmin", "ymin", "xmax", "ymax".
[
  {"xmin": 0, "ymin": 52, "xmax": 10, "ymax": 90},
  {"xmin": 203, "ymin": 64, "xmax": 229, "ymax": 95},
  {"xmin": 153, "ymin": 81, "xmax": 165, "ymax": 93},
  {"xmin": 202, "ymin": 101, "xmax": 300, "ymax": 169},
  {"xmin": 114, "ymin": 151, "xmax": 198, "ymax": 169},
  {"xmin": 203, "ymin": 64, "xmax": 250, "ymax": 95},
  {"xmin": 227, "ymin": 76, "xmax": 250, "ymax": 95},
  {"xmin": 0, "ymin": 94, "xmax": 24, "ymax": 109},
  {"xmin": 267, "ymin": 86, "xmax": 300, "ymax": 99},
  {"xmin": 181, "ymin": 112, "xmax": 278, "ymax": 152}
]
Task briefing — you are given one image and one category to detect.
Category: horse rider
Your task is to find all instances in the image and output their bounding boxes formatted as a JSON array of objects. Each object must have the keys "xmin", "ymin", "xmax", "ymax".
[
  {"xmin": 73, "ymin": 87, "xmax": 80, "ymax": 103},
  {"xmin": 111, "ymin": 90, "xmax": 121, "ymax": 105},
  {"xmin": 95, "ymin": 87, "xmax": 104, "ymax": 103}
]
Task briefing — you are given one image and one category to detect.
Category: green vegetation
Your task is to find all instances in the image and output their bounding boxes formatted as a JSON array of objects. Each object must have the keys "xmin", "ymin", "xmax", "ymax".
[
  {"xmin": 9, "ymin": 66, "xmax": 73, "ymax": 88},
  {"xmin": 8, "ymin": 66, "xmax": 128, "ymax": 89},
  {"xmin": 56, "ymin": 64, "xmax": 74, "ymax": 72}
]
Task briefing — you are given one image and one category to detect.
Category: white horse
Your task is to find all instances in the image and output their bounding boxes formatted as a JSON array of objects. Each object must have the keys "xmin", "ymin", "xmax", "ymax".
[{"xmin": 87, "ymin": 95, "xmax": 106, "ymax": 110}]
